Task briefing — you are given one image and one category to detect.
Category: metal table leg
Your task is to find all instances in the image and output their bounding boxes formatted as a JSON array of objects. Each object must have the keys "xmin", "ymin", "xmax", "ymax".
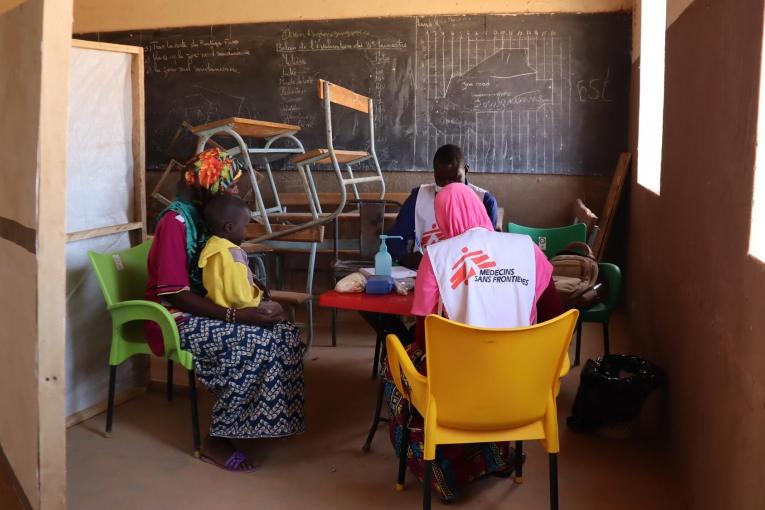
[
  {"xmin": 362, "ymin": 368, "xmax": 389, "ymax": 452},
  {"xmin": 362, "ymin": 330, "xmax": 389, "ymax": 452}
]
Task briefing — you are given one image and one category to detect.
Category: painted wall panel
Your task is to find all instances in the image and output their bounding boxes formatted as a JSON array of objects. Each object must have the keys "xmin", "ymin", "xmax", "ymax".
[
  {"xmin": 0, "ymin": 240, "xmax": 38, "ymax": 507},
  {"xmin": 73, "ymin": 0, "xmax": 633, "ymax": 33},
  {"xmin": 0, "ymin": 0, "xmax": 42, "ymax": 229}
]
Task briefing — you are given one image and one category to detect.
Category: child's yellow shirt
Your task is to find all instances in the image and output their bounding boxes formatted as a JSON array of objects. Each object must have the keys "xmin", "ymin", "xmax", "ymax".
[{"xmin": 198, "ymin": 235, "xmax": 262, "ymax": 309}]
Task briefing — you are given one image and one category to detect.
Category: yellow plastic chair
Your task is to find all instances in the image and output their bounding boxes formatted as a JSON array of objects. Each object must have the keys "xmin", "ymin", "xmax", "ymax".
[{"xmin": 386, "ymin": 309, "xmax": 579, "ymax": 510}]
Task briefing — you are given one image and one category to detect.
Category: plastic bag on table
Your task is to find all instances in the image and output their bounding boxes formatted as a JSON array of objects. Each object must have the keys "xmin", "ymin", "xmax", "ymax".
[
  {"xmin": 334, "ymin": 272, "xmax": 367, "ymax": 293},
  {"xmin": 394, "ymin": 278, "xmax": 416, "ymax": 295}
]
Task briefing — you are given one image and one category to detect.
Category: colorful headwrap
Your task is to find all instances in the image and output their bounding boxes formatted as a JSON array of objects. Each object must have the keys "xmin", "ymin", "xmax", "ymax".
[
  {"xmin": 158, "ymin": 147, "xmax": 243, "ymax": 293},
  {"xmin": 184, "ymin": 147, "xmax": 242, "ymax": 196}
]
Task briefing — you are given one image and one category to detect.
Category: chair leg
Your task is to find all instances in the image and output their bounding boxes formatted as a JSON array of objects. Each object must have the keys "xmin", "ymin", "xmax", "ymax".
[
  {"xmin": 549, "ymin": 453, "xmax": 559, "ymax": 510},
  {"xmin": 514, "ymin": 440, "xmax": 524, "ymax": 484},
  {"xmin": 602, "ymin": 322, "xmax": 611, "ymax": 356},
  {"xmin": 166, "ymin": 360, "xmax": 174, "ymax": 402},
  {"xmin": 396, "ymin": 408, "xmax": 410, "ymax": 491},
  {"xmin": 574, "ymin": 320, "xmax": 583, "ymax": 366},
  {"xmin": 105, "ymin": 365, "xmax": 117, "ymax": 437},
  {"xmin": 303, "ymin": 301, "xmax": 314, "ymax": 357},
  {"xmin": 331, "ymin": 308, "xmax": 338, "ymax": 347},
  {"xmin": 422, "ymin": 460, "xmax": 433, "ymax": 510},
  {"xmin": 188, "ymin": 370, "xmax": 201, "ymax": 458}
]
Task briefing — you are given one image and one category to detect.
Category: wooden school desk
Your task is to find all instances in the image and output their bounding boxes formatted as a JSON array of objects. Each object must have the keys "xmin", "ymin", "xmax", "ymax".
[{"xmin": 318, "ymin": 290, "xmax": 415, "ymax": 451}]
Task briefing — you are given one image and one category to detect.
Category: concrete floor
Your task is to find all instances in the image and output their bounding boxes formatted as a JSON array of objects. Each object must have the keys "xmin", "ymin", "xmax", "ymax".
[{"xmin": 66, "ymin": 311, "xmax": 683, "ymax": 510}]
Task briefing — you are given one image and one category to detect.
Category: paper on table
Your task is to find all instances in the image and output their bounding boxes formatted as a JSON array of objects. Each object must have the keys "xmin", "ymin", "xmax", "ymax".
[{"xmin": 360, "ymin": 266, "xmax": 417, "ymax": 279}]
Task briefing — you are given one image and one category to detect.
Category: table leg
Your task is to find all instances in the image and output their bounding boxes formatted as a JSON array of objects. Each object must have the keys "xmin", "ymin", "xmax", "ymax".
[
  {"xmin": 362, "ymin": 375, "xmax": 389, "ymax": 452},
  {"xmin": 363, "ymin": 328, "xmax": 390, "ymax": 452},
  {"xmin": 372, "ymin": 330, "xmax": 383, "ymax": 379}
]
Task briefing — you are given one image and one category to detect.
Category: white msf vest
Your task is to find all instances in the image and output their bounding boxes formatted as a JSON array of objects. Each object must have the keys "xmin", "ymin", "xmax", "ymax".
[
  {"xmin": 428, "ymin": 228, "xmax": 537, "ymax": 328},
  {"xmin": 414, "ymin": 183, "xmax": 488, "ymax": 253}
]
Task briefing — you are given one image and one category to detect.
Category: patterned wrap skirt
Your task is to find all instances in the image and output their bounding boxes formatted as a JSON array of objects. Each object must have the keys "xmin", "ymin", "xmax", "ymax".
[
  {"xmin": 179, "ymin": 317, "xmax": 305, "ymax": 439},
  {"xmin": 383, "ymin": 344, "xmax": 513, "ymax": 502}
]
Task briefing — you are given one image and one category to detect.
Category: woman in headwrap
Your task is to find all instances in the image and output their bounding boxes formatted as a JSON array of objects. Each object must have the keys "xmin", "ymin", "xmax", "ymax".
[
  {"xmin": 145, "ymin": 148, "xmax": 304, "ymax": 472},
  {"xmin": 383, "ymin": 182, "xmax": 562, "ymax": 501}
]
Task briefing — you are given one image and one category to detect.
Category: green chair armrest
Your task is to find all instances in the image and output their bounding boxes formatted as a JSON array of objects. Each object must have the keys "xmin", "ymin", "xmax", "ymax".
[
  {"xmin": 108, "ymin": 300, "xmax": 193, "ymax": 369},
  {"xmin": 598, "ymin": 263, "xmax": 623, "ymax": 312}
]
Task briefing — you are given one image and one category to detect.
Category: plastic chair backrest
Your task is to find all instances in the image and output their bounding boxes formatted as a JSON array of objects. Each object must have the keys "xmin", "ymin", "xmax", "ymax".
[
  {"xmin": 424, "ymin": 310, "xmax": 578, "ymax": 431},
  {"xmin": 506, "ymin": 222, "xmax": 586, "ymax": 259},
  {"xmin": 598, "ymin": 262, "xmax": 622, "ymax": 311},
  {"xmin": 89, "ymin": 240, "xmax": 152, "ymax": 307}
]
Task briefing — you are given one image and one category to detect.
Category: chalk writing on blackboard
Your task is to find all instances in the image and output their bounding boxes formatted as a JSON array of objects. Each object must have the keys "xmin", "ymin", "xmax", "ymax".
[
  {"xmin": 146, "ymin": 37, "xmax": 250, "ymax": 77},
  {"xmin": 414, "ymin": 19, "xmax": 573, "ymax": 174},
  {"xmin": 83, "ymin": 13, "xmax": 631, "ymax": 175}
]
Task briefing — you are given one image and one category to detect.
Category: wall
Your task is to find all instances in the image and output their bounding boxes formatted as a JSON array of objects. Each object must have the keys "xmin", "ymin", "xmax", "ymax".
[
  {"xmin": 0, "ymin": 2, "xmax": 44, "ymax": 506},
  {"xmin": 0, "ymin": 0, "xmax": 70, "ymax": 508},
  {"xmin": 73, "ymin": 0, "xmax": 632, "ymax": 32},
  {"xmin": 0, "ymin": 0, "xmax": 25, "ymax": 15},
  {"xmin": 628, "ymin": 0, "xmax": 765, "ymax": 508}
]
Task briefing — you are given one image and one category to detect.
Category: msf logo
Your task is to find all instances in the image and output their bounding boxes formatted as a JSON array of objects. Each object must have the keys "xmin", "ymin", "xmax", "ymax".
[
  {"xmin": 421, "ymin": 223, "xmax": 444, "ymax": 246},
  {"xmin": 450, "ymin": 246, "xmax": 496, "ymax": 289}
]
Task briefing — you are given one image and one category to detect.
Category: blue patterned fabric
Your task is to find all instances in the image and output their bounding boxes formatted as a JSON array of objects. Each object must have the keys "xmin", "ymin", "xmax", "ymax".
[{"xmin": 179, "ymin": 317, "xmax": 305, "ymax": 438}]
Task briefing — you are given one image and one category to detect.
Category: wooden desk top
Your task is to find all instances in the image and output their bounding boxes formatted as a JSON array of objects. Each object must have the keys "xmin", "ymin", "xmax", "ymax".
[
  {"xmin": 318, "ymin": 290, "xmax": 414, "ymax": 316},
  {"xmin": 191, "ymin": 117, "xmax": 301, "ymax": 139}
]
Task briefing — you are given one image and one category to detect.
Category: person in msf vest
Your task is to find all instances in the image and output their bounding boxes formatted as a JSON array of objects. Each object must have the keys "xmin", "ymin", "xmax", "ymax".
[
  {"xmin": 412, "ymin": 182, "xmax": 560, "ymax": 328},
  {"xmin": 381, "ymin": 183, "xmax": 562, "ymax": 502},
  {"xmin": 387, "ymin": 144, "xmax": 499, "ymax": 270}
]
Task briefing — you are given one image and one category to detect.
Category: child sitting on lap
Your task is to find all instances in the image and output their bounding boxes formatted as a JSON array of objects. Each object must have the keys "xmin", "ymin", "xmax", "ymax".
[{"xmin": 198, "ymin": 194, "xmax": 272, "ymax": 322}]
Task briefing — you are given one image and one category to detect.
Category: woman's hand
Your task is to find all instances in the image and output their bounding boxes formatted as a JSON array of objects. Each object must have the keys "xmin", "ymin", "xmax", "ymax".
[
  {"xmin": 167, "ymin": 290, "xmax": 285, "ymax": 325},
  {"xmin": 237, "ymin": 300, "xmax": 285, "ymax": 325}
]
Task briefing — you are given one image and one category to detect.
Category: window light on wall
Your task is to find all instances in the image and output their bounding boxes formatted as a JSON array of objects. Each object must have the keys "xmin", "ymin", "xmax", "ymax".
[
  {"xmin": 637, "ymin": 0, "xmax": 667, "ymax": 195},
  {"xmin": 751, "ymin": 157, "xmax": 765, "ymax": 261},
  {"xmin": 749, "ymin": 13, "xmax": 765, "ymax": 261}
]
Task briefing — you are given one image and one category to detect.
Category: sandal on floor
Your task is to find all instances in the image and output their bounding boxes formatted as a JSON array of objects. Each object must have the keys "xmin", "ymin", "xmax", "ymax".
[{"xmin": 200, "ymin": 451, "xmax": 257, "ymax": 473}]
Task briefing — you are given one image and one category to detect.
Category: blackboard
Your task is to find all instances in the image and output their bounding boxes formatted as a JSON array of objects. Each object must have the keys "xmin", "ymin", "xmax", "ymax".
[{"xmin": 81, "ymin": 13, "xmax": 631, "ymax": 175}]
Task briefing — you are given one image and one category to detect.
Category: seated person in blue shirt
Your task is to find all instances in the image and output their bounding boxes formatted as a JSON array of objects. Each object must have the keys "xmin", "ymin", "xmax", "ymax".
[
  {"xmin": 358, "ymin": 145, "xmax": 499, "ymax": 345},
  {"xmin": 387, "ymin": 144, "xmax": 499, "ymax": 269}
]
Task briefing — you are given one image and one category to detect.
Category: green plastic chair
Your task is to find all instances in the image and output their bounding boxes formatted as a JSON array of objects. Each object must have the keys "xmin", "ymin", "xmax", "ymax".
[
  {"xmin": 574, "ymin": 263, "xmax": 622, "ymax": 366},
  {"xmin": 506, "ymin": 222, "xmax": 587, "ymax": 259},
  {"xmin": 88, "ymin": 239, "xmax": 201, "ymax": 457}
]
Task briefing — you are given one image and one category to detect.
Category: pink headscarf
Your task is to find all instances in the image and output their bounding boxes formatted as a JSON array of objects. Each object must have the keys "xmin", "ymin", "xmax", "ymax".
[{"xmin": 434, "ymin": 183, "xmax": 494, "ymax": 239}]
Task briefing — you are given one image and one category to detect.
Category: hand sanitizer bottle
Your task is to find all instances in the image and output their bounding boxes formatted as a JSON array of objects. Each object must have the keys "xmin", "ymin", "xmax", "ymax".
[{"xmin": 374, "ymin": 234, "xmax": 403, "ymax": 277}]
